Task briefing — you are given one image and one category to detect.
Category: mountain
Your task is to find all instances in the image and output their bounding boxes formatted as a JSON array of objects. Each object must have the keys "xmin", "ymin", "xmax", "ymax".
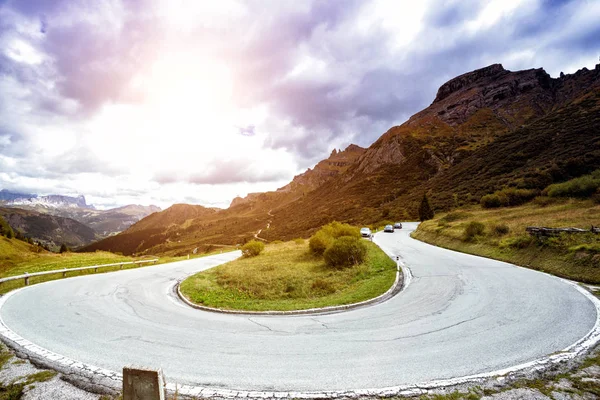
[
  {"xmin": 4, "ymin": 192, "xmax": 93, "ymax": 209},
  {"xmin": 0, "ymin": 190, "xmax": 160, "ymax": 239},
  {"xmin": 0, "ymin": 207, "xmax": 96, "ymax": 249},
  {"xmin": 85, "ymin": 63, "xmax": 600, "ymax": 255},
  {"xmin": 0, "ymin": 189, "xmax": 37, "ymax": 202}
]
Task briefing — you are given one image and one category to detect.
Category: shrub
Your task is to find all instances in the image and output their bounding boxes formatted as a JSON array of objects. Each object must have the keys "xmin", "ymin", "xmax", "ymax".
[
  {"xmin": 59, "ymin": 243, "xmax": 69, "ymax": 253},
  {"xmin": 492, "ymin": 223, "xmax": 510, "ymax": 236},
  {"xmin": 241, "ymin": 240, "xmax": 265, "ymax": 257},
  {"xmin": 546, "ymin": 169, "xmax": 600, "ymax": 198},
  {"xmin": 309, "ymin": 231, "xmax": 334, "ymax": 255},
  {"xmin": 323, "ymin": 236, "xmax": 367, "ymax": 269},
  {"xmin": 480, "ymin": 193, "xmax": 504, "ymax": 208},
  {"xmin": 293, "ymin": 238, "xmax": 305, "ymax": 245},
  {"xmin": 309, "ymin": 222, "xmax": 360, "ymax": 255},
  {"xmin": 319, "ymin": 221, "xmax": 361, "ymax": 239},
  {"xmin": 463, "ymin": 221, "xmax": 485, "ymax": 241},
  {"xmin": 480, "ymin": 188, "xmax": 539, "ymax": 208}
]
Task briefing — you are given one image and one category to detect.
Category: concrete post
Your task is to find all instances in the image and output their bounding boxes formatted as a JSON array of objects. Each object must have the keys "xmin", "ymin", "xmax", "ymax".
[{"xmin": 123, "ymin": 367, "xmax": 166, "ymax": 400}]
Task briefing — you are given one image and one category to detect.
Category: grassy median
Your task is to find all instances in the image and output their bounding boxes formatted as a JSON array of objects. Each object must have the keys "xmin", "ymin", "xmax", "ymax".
[{"xmin": 179, "ymin": 240, "xmax": 397, "ymax": 311}]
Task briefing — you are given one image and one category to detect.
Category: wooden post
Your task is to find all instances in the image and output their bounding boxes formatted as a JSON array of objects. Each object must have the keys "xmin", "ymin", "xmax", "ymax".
[{"xmin": 120, "ymin": 264, "xmax": 124, "ymax": 270}]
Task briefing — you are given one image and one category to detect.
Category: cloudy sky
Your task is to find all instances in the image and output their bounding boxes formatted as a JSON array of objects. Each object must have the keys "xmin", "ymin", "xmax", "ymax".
[{"xmin": 0, "ymin": 0, "xmax": 599, "ymax": 209}]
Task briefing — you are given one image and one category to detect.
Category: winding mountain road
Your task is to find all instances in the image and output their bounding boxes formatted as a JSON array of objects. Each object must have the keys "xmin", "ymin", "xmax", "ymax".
[{"xmin": 0, "ymin": 223, "xmax": 597, "ymax": 393}]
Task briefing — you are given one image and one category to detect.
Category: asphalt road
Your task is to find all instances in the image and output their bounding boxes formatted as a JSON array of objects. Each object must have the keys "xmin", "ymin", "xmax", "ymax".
[{"xmin": 1, "ymin": 223, "xmax": 597, "ymax": 392}]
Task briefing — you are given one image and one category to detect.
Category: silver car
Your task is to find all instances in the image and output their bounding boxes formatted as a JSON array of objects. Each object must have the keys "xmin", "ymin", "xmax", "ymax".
[
  {"xmin": 360, "ymin": 227, "xmax": 372, "ymax": 237},
  {"xmin": 384, "ymin": 225, "xmax": 394, "ymax": 233}
]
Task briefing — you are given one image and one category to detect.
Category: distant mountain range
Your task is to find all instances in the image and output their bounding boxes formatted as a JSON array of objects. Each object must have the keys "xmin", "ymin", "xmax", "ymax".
[
  {"xmin": 80, "ymin": 63, "xmax": 600, "ymax": 256},
  {"xmin": 0, "ymin": 190, "xmax": 160, "ymax": 249}
]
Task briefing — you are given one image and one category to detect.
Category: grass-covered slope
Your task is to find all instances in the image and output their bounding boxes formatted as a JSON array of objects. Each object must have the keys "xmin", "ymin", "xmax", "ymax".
[
  {"xmin": 412, "ymin": 198, "xmax": 600, "ymax": 284},
  {"xmin": 180, "ymin": 240, "xmax": 397, "ymax": 311}
]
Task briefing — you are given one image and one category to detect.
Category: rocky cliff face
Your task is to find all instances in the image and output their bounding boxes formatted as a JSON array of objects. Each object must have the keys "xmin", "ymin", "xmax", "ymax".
[
  {"xmin": 280, "ymin": 144, "xmax": 366, "ymax": 191},
  {"xmin": 3, "ymin": 191, "xmax": 93, "ymax": 209},
  {"xmin": 230, "ymin": 144, "xmax": 366, "ymax": 208},
  {"xmin": 354, "ymin": 63, "xmax": 600, "ymax": 176}
]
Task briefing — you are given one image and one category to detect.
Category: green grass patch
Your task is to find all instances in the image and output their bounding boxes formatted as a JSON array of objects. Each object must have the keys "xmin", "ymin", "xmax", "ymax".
[
  {"xmin": 413, "ymin": 199, "xmax": 600, "ymax": 284},
  {"xmin": 180, "ymin": 240, "xmax": 397, "ymax": 311},
  {"xmin": 0, "ymin": 235, "xmax": 228, "ymax": 294}
]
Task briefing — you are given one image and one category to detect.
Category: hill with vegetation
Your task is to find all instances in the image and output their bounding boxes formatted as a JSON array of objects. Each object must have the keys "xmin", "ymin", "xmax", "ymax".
[
  {"xmin": 0, "ymin": 207, "xmax": 96, "ymax": 250},
  {"xmin": 84, "ymin": 63, "xmax": 600, "ymax": 255}
]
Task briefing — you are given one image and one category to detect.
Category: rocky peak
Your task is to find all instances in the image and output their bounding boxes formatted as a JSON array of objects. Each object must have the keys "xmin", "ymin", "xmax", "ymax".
[{"xmin": 433, "ymin": 64, "xmax": 507, "ymax": 104}]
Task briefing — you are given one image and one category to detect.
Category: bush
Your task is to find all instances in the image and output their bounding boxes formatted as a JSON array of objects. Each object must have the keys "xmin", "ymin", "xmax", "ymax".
[
  {"xmin": 319, "ymin": 221, "xmax": 361, "ymax": 239},
  {"xmin": 309, "ymin": 222, "xmax": 360, "ymax": 255},
  {"xmin": 492, "ymin": 223, "xmax": 510, "ymax": 236},
  {"xmin": 323, "ymin": 236, "xmax": 367, "ymax": 269},
  {"xmin": 293, "ymin": 238, "xmax": 305, "ymax": 245},
  {"xmin": 480, "ymin": 188, "xmax": 539, "ymax": 208},
  {"xmin": 545, "ymin": 169, "xmax": 600, "ymax": 198},
  {"xmin": 480, "ymin": 193, "xmax": 504, "ymax": 208},
  {"xmin": 463, "ymin": 221, "xmax": 485, "ymax": 241},
  {"xmin": 59, "ymin": 243, "xmax": 69, "ymax": 253},
  {"xmin": 241, "ymin": 240, "xmax": 265, "ymax": 257},
  {"xmin": 309, "ymin": 231, "xmax": 334, "ymax": 255}
]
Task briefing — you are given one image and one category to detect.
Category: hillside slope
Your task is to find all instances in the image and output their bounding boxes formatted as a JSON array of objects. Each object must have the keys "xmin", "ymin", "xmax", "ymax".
[
  {"xmin": 86, "ymin": 63, "xmax": 600, "ymax": 254},
  {"xmin": 0, "ymin": 207, "xmax": 97, "ymax": 249}
]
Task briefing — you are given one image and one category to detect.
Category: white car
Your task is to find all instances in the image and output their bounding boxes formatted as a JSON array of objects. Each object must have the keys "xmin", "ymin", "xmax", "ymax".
[{"xmin": 360, "ymin": 227, "xmax": 372, "ymax": 237}]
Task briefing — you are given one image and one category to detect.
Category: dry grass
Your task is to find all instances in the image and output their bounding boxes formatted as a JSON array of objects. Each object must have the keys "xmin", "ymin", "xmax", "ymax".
[
  {"xmin": 413, "ymin": 199, "xmax": 600, "ymax": 283},
  {"xmin": 180, "ymin": 240, "xmax": 397, "ymax": 311}
]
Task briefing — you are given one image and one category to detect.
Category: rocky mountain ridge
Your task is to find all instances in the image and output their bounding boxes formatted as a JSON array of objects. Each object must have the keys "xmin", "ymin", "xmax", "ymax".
[
  {"xmin": 84, "ymin": 62, "xmax": 600, "ymax": 255},
  {"xmin": 1, "ymin": 190, "xmax": 93, "ymax": 209},
  {"xmin": 0, "ymin": 189, "xmax": 160, "ymax": 247}
]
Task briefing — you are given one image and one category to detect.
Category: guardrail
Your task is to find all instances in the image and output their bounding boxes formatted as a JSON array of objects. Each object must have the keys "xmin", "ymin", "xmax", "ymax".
[{"xmin": 0, "ymin": 259, "xmax": 159, "ymax": 287}]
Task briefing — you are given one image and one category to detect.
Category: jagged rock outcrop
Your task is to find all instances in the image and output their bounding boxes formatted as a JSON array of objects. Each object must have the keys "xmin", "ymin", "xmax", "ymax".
[{"xmin": 354, "ymin": 63, "xmax": 600, "ymax": 175}]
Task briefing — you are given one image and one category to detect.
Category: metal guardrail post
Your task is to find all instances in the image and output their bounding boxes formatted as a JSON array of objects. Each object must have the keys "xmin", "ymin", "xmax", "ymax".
[{"xmin": 24, "ymin": 273, "xmax": 29, "ymax": 286}]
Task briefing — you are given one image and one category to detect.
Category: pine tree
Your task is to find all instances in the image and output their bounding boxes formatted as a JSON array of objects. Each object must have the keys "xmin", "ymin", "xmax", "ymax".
[
  {"xmin": 59, "ymin": 243, "xmax": 69, "ymax": 253},
  {"xmin": 419, "ymin": 193, "xmax": 434, "ymax": 222}
]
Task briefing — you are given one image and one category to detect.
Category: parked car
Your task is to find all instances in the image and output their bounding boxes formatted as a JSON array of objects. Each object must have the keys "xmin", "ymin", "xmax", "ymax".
[
  {"xmin": 394, "ymin": 222, "xmax": 403, "ymax": 229},
  {"xmin": 360, "ymin": 227, "xmax": 372, "ymax": 237},
  {"xmin": 384, "ymin": 224, "xmax": 394, "ymax": 233}
]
